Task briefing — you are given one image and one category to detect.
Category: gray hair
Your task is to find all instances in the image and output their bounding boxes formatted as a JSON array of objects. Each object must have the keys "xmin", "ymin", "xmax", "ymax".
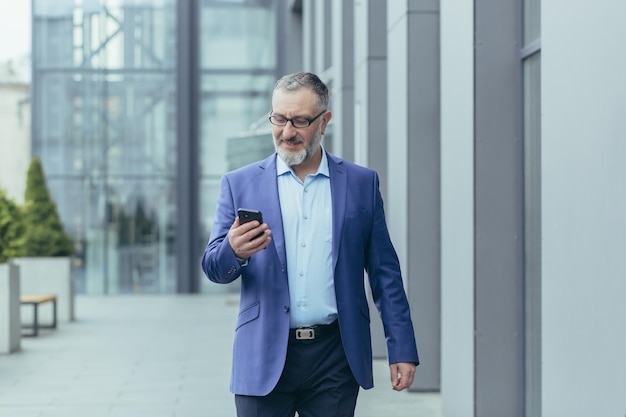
[{"xmin": 273, "ymin": 72, "xmax": 329, "ymax": 110}]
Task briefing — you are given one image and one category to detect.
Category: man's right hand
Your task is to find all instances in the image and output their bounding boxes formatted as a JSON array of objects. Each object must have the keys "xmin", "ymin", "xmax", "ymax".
[{"xmin": 228, "ymin": 216, "xmax": 272, "ymax": 259}]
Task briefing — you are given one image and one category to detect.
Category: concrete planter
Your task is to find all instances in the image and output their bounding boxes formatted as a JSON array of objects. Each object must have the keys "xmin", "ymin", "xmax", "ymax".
[
  {"xmin": 0, "ymin": 263, "xmax": 21, "ymax": 354},
  {"xmin": 14, "ymin": 257, "xmax": 74, "ymax": 323}
]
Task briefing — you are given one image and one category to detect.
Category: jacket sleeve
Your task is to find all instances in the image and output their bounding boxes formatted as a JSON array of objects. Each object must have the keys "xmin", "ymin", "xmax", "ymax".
[
  {"xmin": 201, "ymin": 174, "xmax": 245, "ymax": 284},
  {"xmin": 365, "ymin": 173, "xmax": 420, "ymax": 366}
]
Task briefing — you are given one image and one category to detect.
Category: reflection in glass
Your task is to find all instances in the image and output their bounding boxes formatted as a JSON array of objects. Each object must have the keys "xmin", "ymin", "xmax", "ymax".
[
  {"xmin": 200, "ymin": 5, "xmax": 276, "ymax": 70},
  {"xmin": 33, "ymin": 0, "xmax": 281, "ymax": 294},
  {"xmin": 198, "ymin": 1, "xmax": 278, "ymax": 292},
  {"xmin": 33, "ymin": 0, "xmax": 177, "ymax": 294}
]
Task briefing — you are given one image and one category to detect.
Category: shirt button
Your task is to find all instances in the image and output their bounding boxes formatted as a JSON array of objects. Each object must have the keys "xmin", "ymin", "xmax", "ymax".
[
  {"xmin": 303, "ymin": 214, "xmax": 308, "ymax": 219},
  {"xmin": 299, "ymin": 271, "xmax": 304, "ymax": 276},
  {"xmin": 301, "ymin": 242, "xmax": 306, "ymax": 247}
]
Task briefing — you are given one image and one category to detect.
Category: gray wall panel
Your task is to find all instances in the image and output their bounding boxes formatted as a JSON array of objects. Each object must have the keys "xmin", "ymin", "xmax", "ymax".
[
  {"xmin": 354, "ymin": 0, "xmax": 388, "ymax": 358},
  {"xmin": 440, "ymin": 0, "xmax": 475, "ymax": 412},
  {"xmin": 407, "ymin": 11, "xmax": 441, "ymax": 393},
  {"xmin": 387, "ymin": 2, "xmax": 441, "ymax": 392},
  {"xmin": 302, "ymin": 0, "xmax": 315, "ymax": 71},
  {"xmin": 474, "ymin": 0, "xmax": 523, "ymax": 414},
  {"xmin": 331, "ymin": 0, "xmax": 355, "ymax": 159},
  {"xmin": 277, "ymin": 0, "xmax": 303, "ymax": 76},
  {"xmin": 542, "ymin": 1, "xmax": 626, "ymax": 415},
  {"xmin": 177, "ymin": 0, "xmax": 200, "ymax": 293}
]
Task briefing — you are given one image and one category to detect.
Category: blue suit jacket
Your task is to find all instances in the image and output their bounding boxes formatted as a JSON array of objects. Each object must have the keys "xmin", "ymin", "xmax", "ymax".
[{"xmin": 202, "ymin": 151, "xmax": 419, "ymax": 396}]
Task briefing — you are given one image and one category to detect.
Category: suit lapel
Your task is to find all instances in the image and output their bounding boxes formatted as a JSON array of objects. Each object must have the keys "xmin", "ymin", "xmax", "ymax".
[
  {"xmin": 257, "ymin": 151, "xmax": 345, "ymax": 272},
  {"xmin": 327, "ymin": 152, "xmax": 347, "ymax": 272},
  {"xmin": 257, "ymin": 154, "xmax": 287, "ymax": 269}
]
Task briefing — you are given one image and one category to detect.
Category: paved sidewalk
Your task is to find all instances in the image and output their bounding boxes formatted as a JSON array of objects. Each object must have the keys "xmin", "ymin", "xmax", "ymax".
[{"xmin": 0, "ymin": 294, "xmax": 441, "ymax": 417}]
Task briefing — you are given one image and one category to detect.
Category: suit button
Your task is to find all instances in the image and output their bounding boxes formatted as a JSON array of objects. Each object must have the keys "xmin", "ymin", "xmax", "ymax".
[{"xmin": 284, "ymin": 306, "xmax": 290, "ymax": 313}]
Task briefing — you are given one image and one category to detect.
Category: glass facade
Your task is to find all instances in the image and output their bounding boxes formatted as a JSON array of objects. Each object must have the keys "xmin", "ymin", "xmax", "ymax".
[
  {"xmin": 32, "ymin": 0, "xmax": 280, "ymax": 294},
  {"xmin": 197, "ymin": 0, "xmax": 278, "ymax": 291}
]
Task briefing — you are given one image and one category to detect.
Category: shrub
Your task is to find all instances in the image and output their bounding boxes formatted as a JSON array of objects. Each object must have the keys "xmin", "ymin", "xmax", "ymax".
[
  {"xmin": 21, "ymin": 157, "xmax": 74, "ymax": 257},
  {"xmin": 0, "ymin": 188, "xmax": 24, "ymax": 263}
]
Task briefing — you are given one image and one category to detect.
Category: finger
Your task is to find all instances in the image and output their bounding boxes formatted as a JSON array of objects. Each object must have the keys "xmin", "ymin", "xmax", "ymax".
[
  {"xmin": 393, "ymin": 374, "xmax": 409, "ymax": 391},
  {"xmin": 230, "ymin": 219, "xmax": 259, "ymax": 241},
  {"xmin": 247, "ymin": 230, "xmax": 271, "ymax": 249},
  {"xmin": 392, "ymin": 365, "xmax": 416, "ymax": 391},
  {"xmin": 389, "ymin": 364, "xmax": 400, "ymax": 388},
  {"xmin": 228, "ymin": 218, "xmax": 254, "ymax": 257},
  {"xmin": 245, "ymin": 221, "xmax": 272, "ymax": 241},
  {"xmin": 235, "ymin": 231, "xmax": 272, "ymax": 259}
]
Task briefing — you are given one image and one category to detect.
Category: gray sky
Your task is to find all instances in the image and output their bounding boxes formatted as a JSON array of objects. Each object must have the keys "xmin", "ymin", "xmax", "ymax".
[{"xmin": 0, "ymin": 2, "xmax": 31, "ymax": 62}]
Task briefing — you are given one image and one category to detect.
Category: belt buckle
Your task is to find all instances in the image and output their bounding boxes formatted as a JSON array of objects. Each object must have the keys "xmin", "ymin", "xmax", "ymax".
[{"xmin": 295, "ymin": 327, "xmax": 315, "ymax": 340}]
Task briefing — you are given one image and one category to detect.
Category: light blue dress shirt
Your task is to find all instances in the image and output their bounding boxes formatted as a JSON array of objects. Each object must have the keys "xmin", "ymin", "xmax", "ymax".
[{"xmin": 276, "ymin": 150, "xmax": 338, "ymax": 328}]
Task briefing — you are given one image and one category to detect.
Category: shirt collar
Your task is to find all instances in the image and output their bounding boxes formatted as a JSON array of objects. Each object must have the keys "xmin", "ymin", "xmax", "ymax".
[{"xmin": 276, "ymin": 147, "xmax": 329, "ymax": 178}]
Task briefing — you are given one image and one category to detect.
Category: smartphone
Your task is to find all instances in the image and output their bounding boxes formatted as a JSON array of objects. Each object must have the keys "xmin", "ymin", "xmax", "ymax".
[{"xmin": 237, "ymin": 208, "xmax": 264, "ymax": 240}]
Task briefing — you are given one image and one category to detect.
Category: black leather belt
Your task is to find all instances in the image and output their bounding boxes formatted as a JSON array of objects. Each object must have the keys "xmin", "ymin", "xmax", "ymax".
[{"xmin": 289, "ymin": 320, "xmax": 339, "ymax": 341}]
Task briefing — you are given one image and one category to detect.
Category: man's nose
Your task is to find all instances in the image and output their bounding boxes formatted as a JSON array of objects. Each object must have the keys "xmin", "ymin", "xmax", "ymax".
[{"xmin": 282, "ymin": 120, "xmax": 298, "ymax": 136}]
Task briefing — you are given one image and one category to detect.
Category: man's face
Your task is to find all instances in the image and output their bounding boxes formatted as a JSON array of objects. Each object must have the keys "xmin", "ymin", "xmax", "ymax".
[{"xmin": 271, "ymin": 88, "xmax": 331, "ymax": 167}]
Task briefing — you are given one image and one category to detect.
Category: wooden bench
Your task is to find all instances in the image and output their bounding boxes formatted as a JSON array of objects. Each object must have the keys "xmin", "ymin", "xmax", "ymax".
[{"xmin": 20, "ymin": 294, "xmax": 57, "ymax": 337}]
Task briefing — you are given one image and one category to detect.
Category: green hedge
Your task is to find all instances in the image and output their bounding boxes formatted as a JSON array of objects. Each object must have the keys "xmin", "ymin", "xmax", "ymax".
[
  {"xmin": 0, "ymin": 188, "xmax": 24, "ymax": 263},
  {"xmin": 20, "ymin": 157, "xmax": 74, "ymax": 257}
]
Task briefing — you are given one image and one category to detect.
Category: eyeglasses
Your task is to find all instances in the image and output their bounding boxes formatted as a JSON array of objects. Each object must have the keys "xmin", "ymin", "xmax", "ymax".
[{"xmin": 268, "ymin": 110, "xmax": 326, "ymax": 128}]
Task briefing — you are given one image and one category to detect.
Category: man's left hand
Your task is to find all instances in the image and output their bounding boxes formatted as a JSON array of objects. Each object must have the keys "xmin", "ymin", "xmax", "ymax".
[{"xmin": 389, "ymin": 362, "xmax": 416, "ymax": 391}]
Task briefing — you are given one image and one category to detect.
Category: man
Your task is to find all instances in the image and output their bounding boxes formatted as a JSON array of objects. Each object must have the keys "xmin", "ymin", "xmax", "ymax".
[{"xmin": 202, "ymin": 72, "xmax": 419, "ymax": 417}]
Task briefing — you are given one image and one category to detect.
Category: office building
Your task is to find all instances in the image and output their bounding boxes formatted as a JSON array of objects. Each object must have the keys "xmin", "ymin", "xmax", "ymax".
[
  {"xmin": 0, "ymin": 57, "xmax": 31, "ymax": 203},
  {"xmin": 28, "ymin": 1, "xmax": 626, "ymax": 415},
  {"xmin": 31, "ymin": 0, "xmax": 299, "ymax": 294}
]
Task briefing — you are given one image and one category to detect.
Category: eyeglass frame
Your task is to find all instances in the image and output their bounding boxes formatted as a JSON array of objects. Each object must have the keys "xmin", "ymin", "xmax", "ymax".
[{"xmin": 268, "ymin": 110, "xmax": 327, "ymax": 128}]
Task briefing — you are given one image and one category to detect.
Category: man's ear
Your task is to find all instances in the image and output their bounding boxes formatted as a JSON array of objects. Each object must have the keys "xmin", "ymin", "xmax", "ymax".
[{"xmin": 321, "ymin": 111, "xmax": 332, "ymax": 135}]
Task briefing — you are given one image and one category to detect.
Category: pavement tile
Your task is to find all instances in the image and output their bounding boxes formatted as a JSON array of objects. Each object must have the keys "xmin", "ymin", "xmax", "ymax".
[{"xmin": 0, "ymin": 294, "xmax": 440, "ymax": 417}]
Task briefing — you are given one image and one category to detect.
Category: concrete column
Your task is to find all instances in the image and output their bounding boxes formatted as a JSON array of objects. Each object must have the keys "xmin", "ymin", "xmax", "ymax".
[
  {"xmin": 301, "ymin": 0, "xmax": 316, "ymax": 71},
  {"xmin": 176, "ymin": 0, "xmax": 200, "ymax": 293},
  {"xmin": 276, "ymin": 0, "xmax": 303, "ymax": 76},
  {"xmin": 330, "ymin": 0, "xmax": 354, "ymax": 159},
  {"xmin": 542, "ymin": 1, "xmax": 626, "ymax": 415},
  {"xmin": 354, "ymin": 0, "xmax": 388, "ymax": 358},
  {"xmin": 0, "ymin": 263, "xmax": 21, "ymax": 354},
  {"xmin": 474, "ymin": 0, "xmax": 524, "ymax": 415},
  {"xmin": 440, "ymin": 0, "xmax": 475, "ymax": 413},
  {"xmin": 387, "ymin": 0, "xmax": 441, "ymax": 392}
]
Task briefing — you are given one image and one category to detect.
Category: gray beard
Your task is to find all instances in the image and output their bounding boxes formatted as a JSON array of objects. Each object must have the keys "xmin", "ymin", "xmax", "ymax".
[{"xmin": 275, "ymin": 123, "xmax": 323, "ymax": 166}]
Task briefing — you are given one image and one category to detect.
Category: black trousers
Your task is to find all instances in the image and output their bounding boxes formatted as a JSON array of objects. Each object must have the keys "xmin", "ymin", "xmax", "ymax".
[{"xmin": 235, "ymin": 322, "xmax": 359, "ymax": 417}]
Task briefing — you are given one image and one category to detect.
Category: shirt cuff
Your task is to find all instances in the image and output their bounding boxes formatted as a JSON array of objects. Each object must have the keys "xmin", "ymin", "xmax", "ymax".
[{"xmin": 235, "ymin": 256, "xmax": 249, "ymax": 267}]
